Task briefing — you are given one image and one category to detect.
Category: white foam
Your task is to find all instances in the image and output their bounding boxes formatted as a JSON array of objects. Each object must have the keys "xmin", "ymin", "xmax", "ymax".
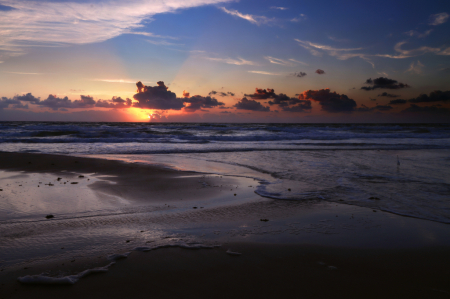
[
  {"xmin": 18, "ymin": 262, "xmax": 116, "ymax": 285},
  {"xmin": 133, "ymin": 242, "xmax": 221, "ymax": 252},
  {"xmin": 226, "ymin": 249, "xmax": 242, "ymax": 256},
  {"xmin": 107, "ymin": 252, "xmax": 131, "ymax": 261}
]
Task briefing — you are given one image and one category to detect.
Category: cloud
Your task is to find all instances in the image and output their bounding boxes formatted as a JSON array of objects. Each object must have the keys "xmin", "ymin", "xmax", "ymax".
[
  {"xmin": 404, "ymin": 29, "xmax": 433, "ymax": 38},
  {"xmin": 0, "ymin": 97, "xmax": 23, "ymax": 109},
  {"xmin": 95, "ymin": 97, "xmax": 132, "ymax": 109},
  {"xmin": 0, "ymin": 0, "xmax": 233, "ymax": 57},
  {"xmin": 295, "ymin": 39, "xmax": 369, "ymax": 61},
  {"xmin": 375, "ymin": 41, "xmax": 442, "ymax": 59},
  {"xmin": 183, "ymin": 95, "xmax": 224, "ymax": 112},
  {"xmin": 281, "ymin": 101, "xmax": 312, "ymax": 112},
  {"xmin": 14, "ymin": 93, "xmax": 40, "ymax": 103},
  {"xmin": 378, "ymin": 92, "xmax": 399, "ymax": 98},
  {"xmin": 94, "ymin": 79, "xmax": 143, "ymax": 84},
  {"xmin": 234, "ymin": 98, "xmax": 270, "ymax": 111},
  {"xmin": 5, "ymin": 71, "xmax": 43, "ymax": 75},
  {"xmin": 408, "ymin": 90, "xmax": 450, "ymax": 103},
  {"xmin": 146, "ymin": 39, "xmax": 184, "ymax": 46},
  {"xmin": 402, "ymin": 104, "xmax": 450, "ymax": 114},
  {"xmin": 37, "ymin": 95, "xmax": 96, "ymax": 111},
  {"xmin": 406, "ymin": 61, "xmax": 424, "ymax": 74},
  {"xmin": 290, "ymin": 14, "xmax": 307, "ymax": 22},
  {"xmin": 219, "ymin": 7, "xmax": 276, "ymax": 26},
  {"xmin": 361, "ymin": 77, "xmax": 410, "ymax": 90},
  {"xmin": 133, "ymin": 81, "xmax": 184, "ymax": 110},
  {"xmin": 315, "ymin": 69, "xmax": 325, "ymax": 75},
  {"xmin": 299, "ymin": 89, "xmax": 357, "ymax": 112},
  {"xmin": 245, "ymin": 88, "xmax": 276, "ymax": 99},
  {"xmin": 356, "ymin": 104, "xmax": 393, "ymax": 112},
  {"xmin": 270, "ymin": 6, "xmax": 288, "ymax": 10},
  {"xmin": 288, "ymin": 58, "xmax": 308, "ymax": 66},
  {"xmin": 429, "ymin": 12, "xmax": 449, "ymax": 26},
  {"xmin": 125, "ymin": 32, "xmax": 179, "ymax": 40},
  {"xmin": 208, "ymin": 91, "xmax": 235, "ymax": 97},
  {"xmin": 290, "ymin": 72, "xmax": 307, "ymax": 78},
  {"xmin": 248, "ymin": 70, "xmax": 282, "ymax": 76},
  {"xmin": 295, "ymin": 39, "xmax": 363, "ymax": 52},
  {"xmin": 389, "ymin": 99, "xmax": 408, "ymax": 105},
  {"xmin": 270, "ymin": 96, "xmax": 312, "ymax": 112},
  {"xmin": 204, "ymin": 56, "xmax": 256, "ymax": 66},
  {"xmin": 265, "ymin": 56, "xmax": 294, "ymax": 66}
]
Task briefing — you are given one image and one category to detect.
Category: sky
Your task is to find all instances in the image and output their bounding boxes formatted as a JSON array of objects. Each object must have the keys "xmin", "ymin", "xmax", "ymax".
[{"xmin": 0, "ymin": 0, "xmax": 449, "ymax": 122}]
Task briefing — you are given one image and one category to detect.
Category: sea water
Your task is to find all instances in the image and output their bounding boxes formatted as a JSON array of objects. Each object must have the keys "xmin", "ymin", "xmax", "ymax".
[
  {"xmin": 1, "ymin": 122, "xmax": 449, "ymax": 223},
  {"xmin": 1, "ymin": 122, "xmax": 450, "ymax": 270}
]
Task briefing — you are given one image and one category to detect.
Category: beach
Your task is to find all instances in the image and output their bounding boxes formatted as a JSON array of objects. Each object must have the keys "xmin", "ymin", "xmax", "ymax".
[{"xmin": 1, "ymin": 151, "xmax": 450, "ymax": 298}]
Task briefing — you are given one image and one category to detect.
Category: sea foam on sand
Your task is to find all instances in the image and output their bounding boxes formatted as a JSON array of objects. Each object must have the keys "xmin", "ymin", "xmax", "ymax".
[
  {"xmin": 18, "ymin": 262, "xmax": 116, "ymax": 285},
  {"xmin": 17, "ymin": 242, "xmax": 221, "ymax": 285}
]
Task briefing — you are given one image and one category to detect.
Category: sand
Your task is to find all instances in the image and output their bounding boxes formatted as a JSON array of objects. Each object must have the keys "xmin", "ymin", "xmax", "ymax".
[{"xmin": 1, "ymin": 152, "xmax": 450, "ymax": 299}]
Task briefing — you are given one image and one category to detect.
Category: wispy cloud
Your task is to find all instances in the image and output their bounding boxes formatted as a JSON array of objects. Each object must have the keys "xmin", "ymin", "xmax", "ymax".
[
  {"xmin": 264, "ymin": 56, "xmax": 308, "ymax": 66},
  {"xmin": 404, "ymin": 29, "xmax": 433, "ymax": 38},
  {"xmin": 375, "ymin": 41, "xmax": 442, "ymax": 59},
  {"xmin": 93, "ymin": 79, "xmax": 142, "ymax": 84},
  {"xmin": 270, "ymin": 6, "xmax": 288, "ymax": 10},
  {"xmin": 126, "ymin": 32, "xmax": 179, "ymax": 40},
  {"xmin": 248, "ymin": 71, "xmax": 282, "ymax": 76},
  {"xmin": 219, "ymin": 7, "xmax": 276, "ymax": 25},
  {"xmin": 146, "ymin": 40, "xmax": 184, "ymax": 46},
  {"xmin": 0, "ymin": 0, "xmax": 232, "ymax": 58},
  {"xmin": 204, "ymin": 56, "xmax": 256, "ymax": 66},
  {"xmin": 429, "ymin": 12, "xmax": 449, "ymax": 26},
  {"xmin": 290, "ymin": 14, "xmax": 307, "ymax": 22},
  {"xmin": 288, "ymin": 58, "xmax": 308, "ymax": 66},
  {"xmin": 295, "ymin": 38, "xmax": 370, "ymax": 63},
  {"xmin": 4, "ymin": 71, "xmax": 43, "ymax": 75},
  {"xmin": 406, "ymin": 61, "xmax": 424, "ymax": 74}
]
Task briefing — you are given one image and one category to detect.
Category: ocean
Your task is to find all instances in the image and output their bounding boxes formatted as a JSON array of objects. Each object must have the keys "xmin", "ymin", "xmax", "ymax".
[{"xmin": 1, "ymin": 122, "xmax": 449, "ymax": 225}]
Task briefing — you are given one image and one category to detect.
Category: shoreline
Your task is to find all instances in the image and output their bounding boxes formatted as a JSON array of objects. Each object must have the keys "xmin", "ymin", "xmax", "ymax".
[{"xmin": 1, "ymin": 152, "xmax": 450, "ymax": 298}]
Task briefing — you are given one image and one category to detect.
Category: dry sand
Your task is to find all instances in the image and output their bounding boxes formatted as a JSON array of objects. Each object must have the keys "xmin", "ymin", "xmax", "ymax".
[{"xmin": 1, "ymin": 152, "xmax": 450, "ymax": 299}]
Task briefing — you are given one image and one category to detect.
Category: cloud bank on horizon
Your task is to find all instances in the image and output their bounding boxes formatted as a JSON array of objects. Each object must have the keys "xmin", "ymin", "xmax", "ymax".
[{"xmin": 0, "ymin": 0, "xmax": 449, "ymax": 122}]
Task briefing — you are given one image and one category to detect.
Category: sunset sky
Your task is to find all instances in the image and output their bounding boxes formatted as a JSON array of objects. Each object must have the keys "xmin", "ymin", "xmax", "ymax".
[{"xmin": 0, "ymin": 0, "xmax": 449, "ymax": 122}]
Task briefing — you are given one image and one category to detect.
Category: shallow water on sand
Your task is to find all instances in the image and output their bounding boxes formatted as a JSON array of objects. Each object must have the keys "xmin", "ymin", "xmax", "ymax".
[{"xmin": 88, "ymin": 149, "xmax": 450, "ymax": 224}]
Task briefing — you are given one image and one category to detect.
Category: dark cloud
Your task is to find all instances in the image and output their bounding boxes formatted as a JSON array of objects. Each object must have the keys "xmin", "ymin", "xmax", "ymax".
[
  {"xmin": 378, "ymin": 92, "xmax": 400, "ymax": 98},
  {"xmin": 315, "ymin": 69, "xmax": 325, "ymax": 75},
  {"xmin": 133, "ymin": 81, "xmax": 184, "ymax": 110},
  {"xmin": 356, "ymin": 104, "xmax": 393, "ymax": 112},
  {"xmin": 208, "ymin": 90, "xmax": 235, "ymax": 97},
  {"xmin": 375, "ymin": 105, "xmax": 393, "ymax": 111},
  {"xmin": 184, "ymin": 95, "xmax": 224, "ymax": 112},
  {"xmin": 361, "ymin": 77, "xmax": 410, "ymax": 91},
  {"xmin": 408, "ymin": 90, "xmax": 450, "ymax": 103},
  {"xmin": 234, "ymin": 98, "xmax": 270, "ymax": 112},
  {"xmin": 37, "ymin": 95, "xmax": 96, "ymax": 110},
  {"xmin": 266, "ymin": 93, "xmax": 312, "ymax": 112},
  {"xmin": 95, "ymin": 97, "xmax": 132, "ymax": 109},
  {"xmin": 12, "ymin": 102, "xmax": 29, "ymax": 109},
  {"xmin": 281, "ymin": 100, "xmax": 312, "ymax": 112},
  {"xmin": 402, "ymin": 104, "xmax": 450, "ymax": 114},
  {"xmin": 299, "ymin": 89, "xmax": 356, "ymax": 112},
  {"xmin": 291, "ymin": 72, "xmax": 307, "ymax": 78},
  {"xmin": 389, "ymin": 99, "xmax": 407, "ymax": 105},
  {"xmin": 245, "ymin": 88, "xmax": 276, "ymax": 99},
  {"xmin": 355, "ymin": 104, "xmax": 372, "ymax": 112},
  {"xmin": 0, "ymin": 97, "xmax": 23, "ymax": 109},
  {"xmin": 14, "ymin": 93, "xmax": 40, "ymax": 103},
  {"xmin": 370, "ymin": 98, "xmax": 377, "ymax": 101}
]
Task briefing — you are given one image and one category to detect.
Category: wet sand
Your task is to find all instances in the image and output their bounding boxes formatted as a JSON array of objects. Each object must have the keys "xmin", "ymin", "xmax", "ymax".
[{"xmin": 1, "ymin": 152, "xmax": 450, "ymax": 298}]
